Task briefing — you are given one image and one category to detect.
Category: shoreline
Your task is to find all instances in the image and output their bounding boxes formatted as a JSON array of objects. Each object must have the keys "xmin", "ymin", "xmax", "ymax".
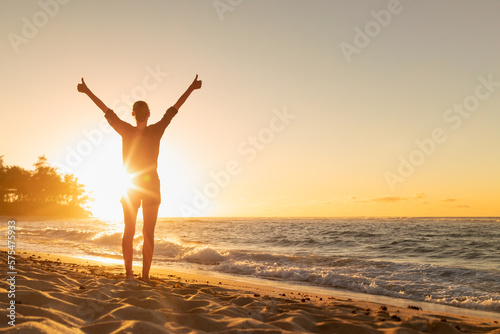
[
  {"xmin": 1, "ymin": 249, "xmax": 499, "ymax": 333},
  {"xmin": 9, "ymin": 248, "xmax": 500, "ymax": 320}
]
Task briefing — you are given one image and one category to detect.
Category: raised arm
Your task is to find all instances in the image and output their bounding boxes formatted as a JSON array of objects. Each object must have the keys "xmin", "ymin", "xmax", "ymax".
[
  {"xmin": 77, "ymin": 78, "xmax": 109, "ymax": 113},
  {"xmin": 173, "ymin": 75, "xmax": 202, "ymax": 111}
]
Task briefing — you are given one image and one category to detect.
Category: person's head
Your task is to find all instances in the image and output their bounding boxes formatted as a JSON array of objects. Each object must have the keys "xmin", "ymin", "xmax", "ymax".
[{"xmin": 132, "ymin": 101, "xmax": 150, "ymax": 123}]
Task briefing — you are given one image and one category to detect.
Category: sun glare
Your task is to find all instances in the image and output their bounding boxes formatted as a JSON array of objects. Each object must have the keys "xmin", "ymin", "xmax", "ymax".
[
  {"xmin": 70, "ymin": 137, "xmax": 197, "ymax": 221},
  {"xmin": 91, "ymin": 168, "xmax": 141, "ymax": 222},
  {"xmin": 117, "ymin": 169, "xmax": 135, "ymax": 198}
]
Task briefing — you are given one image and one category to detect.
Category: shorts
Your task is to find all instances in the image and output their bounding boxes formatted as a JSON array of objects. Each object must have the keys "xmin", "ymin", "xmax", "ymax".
[{"xmin": 121, "ymin": 175, "xmax": 161, "ymax": 209}]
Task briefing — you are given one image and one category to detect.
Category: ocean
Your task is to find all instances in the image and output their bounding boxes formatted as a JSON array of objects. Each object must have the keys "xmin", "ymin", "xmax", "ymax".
[{"xmin": 5, "ymin": 217, "xmax": 500, "ymax": 315}]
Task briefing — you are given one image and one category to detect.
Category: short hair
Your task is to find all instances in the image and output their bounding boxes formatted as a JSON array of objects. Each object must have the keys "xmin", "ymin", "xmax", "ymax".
[{"xmin": 133, "ymin": 101, "xmax": 150, "ymax": 122}]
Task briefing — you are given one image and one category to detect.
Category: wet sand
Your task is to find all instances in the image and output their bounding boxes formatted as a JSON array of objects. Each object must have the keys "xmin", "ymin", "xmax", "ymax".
[{"xmin": 1, "ymin": 250, "xmax": 499, "ymax": 333}]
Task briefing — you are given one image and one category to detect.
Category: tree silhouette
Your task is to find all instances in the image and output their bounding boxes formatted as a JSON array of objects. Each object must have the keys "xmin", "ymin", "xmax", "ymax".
[{"xmin": 0, "ymin": 155, "xmax": 92, "ymax": 217}]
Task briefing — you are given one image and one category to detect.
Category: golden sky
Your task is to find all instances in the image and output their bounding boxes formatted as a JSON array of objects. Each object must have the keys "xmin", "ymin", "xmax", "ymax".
[{"xmin": 1, "ymin": 1, "xmax": 500, "ymax": 218}]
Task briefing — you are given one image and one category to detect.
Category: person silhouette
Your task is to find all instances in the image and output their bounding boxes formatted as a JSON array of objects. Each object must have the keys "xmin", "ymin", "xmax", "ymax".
[{"xmin": 78, "ymin": 75, "xmax": 202, "ymax": 282}]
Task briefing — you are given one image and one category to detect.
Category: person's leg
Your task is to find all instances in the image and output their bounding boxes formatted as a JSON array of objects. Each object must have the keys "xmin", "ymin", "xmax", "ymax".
[
  {"xmin": 141, "ymin": 203, "xmax": 159, "ymax": 282},
  {"xmin": 122, "ymin": 201, "xmax": 139, "ymax": 279}
]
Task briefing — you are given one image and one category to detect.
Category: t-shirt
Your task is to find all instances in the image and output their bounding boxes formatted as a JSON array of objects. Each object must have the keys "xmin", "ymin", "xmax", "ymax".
[{"xmin": 104, "ymin": 107, "xmax": 178, "ymax": 185}]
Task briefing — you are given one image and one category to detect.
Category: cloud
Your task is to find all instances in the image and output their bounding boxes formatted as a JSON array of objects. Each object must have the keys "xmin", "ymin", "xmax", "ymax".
[
  {"xmin": 357, "ymin": 196, "xmax": 407, "ymax": 203},
  {"xmin": 353, "ymin": 192, "xmax": 428, "ymax": 204},
  {"xmin": 308, "ymin": 198, "xmax": 338, "ymax": 205},
  {"xmin": 441, "ymin": 198, "xmax": 457, "ymax": 202},
  {"xmin": 413, "ymin": 192, "xmax": 427, "ymax": 199},
  {"xmin": 439, "ymin": 198, "xmax": 470, "ymax": 208},
  {"xmin": 372, "ymin": 196, "xmax": 407, "ymax": 202}
]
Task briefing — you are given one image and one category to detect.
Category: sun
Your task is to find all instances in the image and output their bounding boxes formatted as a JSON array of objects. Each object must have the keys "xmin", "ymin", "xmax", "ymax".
[
  {"xmin": 86, "ymin": 167, "xmax": 133, "ymax": 222},
  {"xmin": 117, "ymin": 168, "xmax": 135, "ymax": 199},
  {"xmin": 73, "ymin": 140, "xmax": 196, "ymax": 221}
]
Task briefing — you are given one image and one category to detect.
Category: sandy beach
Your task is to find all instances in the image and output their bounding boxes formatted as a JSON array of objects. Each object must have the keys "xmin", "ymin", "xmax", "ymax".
[
  {"xmin": 1, "ymin": 249, "xmax": 499, "ymax": 333},
  {"xmin": 3, "ymin": 0, "xmax": 500, "ymax": 332}
]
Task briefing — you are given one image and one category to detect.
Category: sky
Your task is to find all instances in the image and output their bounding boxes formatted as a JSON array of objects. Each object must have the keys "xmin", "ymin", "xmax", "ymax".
[{"xmin": 1, "ymin": 0, "xmax": 500, "ymax": 219}]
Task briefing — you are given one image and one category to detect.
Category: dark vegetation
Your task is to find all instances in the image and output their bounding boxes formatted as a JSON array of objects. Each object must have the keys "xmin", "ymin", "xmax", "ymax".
[{"xmin": 0, "ymin": 155, "xmax": 92, "ymax": 218}]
